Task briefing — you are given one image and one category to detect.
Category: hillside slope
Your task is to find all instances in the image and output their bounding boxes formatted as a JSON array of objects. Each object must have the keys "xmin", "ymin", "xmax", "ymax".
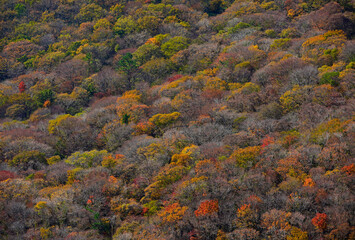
[{"xmin": 0, "ymin": 0, "xmax": 354, "ymax": 239}]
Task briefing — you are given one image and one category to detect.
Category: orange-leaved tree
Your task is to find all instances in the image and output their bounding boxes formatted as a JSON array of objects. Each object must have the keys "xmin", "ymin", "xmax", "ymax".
[
  {"xmin": 194, "ymin": 199, "xmax": 219, "ymax": 217},
  {"xmin": 312, "ymin": 213, "xmax": 327, "ymax": 231}
]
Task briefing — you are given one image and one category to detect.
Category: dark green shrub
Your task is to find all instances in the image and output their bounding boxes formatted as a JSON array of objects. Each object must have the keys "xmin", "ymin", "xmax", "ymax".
[{"xmin": 320, "ymin": 72, "xmax": 340, "ymax": 86}]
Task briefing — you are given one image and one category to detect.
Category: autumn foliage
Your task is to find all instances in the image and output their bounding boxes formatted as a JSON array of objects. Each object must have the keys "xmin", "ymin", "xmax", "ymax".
[
  {"xmin": 0, "ymin": 0, "xmax": 354, "ymax": 239},
  {"xmin": 158, "ymin": 202, "xmax": 188, "ymax": 223},
  {"xmin": 194, "ymin": 200, "xmax": 219, "ymax": 217},
  {"xmin": 312, "ymin": 213, "xmax": 328, "ymax": 230},
  {"xmin": 18, "ymin": 81, "xmax": 26, "ymax": 93}
]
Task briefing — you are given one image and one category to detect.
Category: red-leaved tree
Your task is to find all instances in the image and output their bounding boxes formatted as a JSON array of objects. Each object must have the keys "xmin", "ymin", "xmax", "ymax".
[
  {"xmin": 19, "ymin": 81, "xmax": 26, "ymax": 93},
  {"xmin": 312, "ymin": 213, "xmax": 327, "ymax": 230}
]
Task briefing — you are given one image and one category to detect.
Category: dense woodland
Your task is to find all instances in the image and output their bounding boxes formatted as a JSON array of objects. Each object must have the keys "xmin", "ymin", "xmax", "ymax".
[{"xmin": 0, "ymin": 0, "xmax": 354, "ymax": 239}]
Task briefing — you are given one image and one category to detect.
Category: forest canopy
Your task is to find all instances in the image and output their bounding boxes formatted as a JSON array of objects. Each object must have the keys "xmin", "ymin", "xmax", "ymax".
[{"xmin": 0, "ymin": 0, "xmax": 354, "ymax": 239}]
